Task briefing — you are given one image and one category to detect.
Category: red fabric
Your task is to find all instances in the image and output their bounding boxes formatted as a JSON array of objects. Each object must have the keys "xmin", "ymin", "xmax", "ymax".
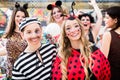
[{"xmin": 51, "ymin": 48, "xmax": 111, "ymax": 80}]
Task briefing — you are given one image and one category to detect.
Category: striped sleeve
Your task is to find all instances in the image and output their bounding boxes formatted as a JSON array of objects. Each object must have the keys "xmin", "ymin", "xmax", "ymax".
[{"xmin": 12, "ymin": 67, "xmax": 26, "ymax": 80}]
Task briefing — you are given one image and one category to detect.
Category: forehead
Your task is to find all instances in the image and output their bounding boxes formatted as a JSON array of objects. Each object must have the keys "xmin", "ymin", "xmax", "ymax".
[
  {"xmin": 16, "ymin": 11, "xmax": 25, "ymax": 15},
  {"xmin": 52, "ymin": 7, "xmax": 61, "ymax": 12},
  {"xmin": 65, "ymin": 19, "xmax": 78, "ymax": 26},
  {"xmin": 24, "ymin": 23, "xmax": 41, "ymax": 30},
  {"xmin": 81, "ymin": 16, "xmax": 90, "ymax": 19}
]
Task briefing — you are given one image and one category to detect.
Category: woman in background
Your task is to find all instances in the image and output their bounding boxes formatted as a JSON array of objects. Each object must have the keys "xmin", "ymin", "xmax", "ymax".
[
  {"xmin": 43, "ymin": 0, "xmax": 68, "ymax": 46},
  {"xmin": 100, "ymin": 6, "xmax": 120, "ymax": 80},
  {"xmin": 0, "ymin": 2, "xmax": 29, "ymax": 79},
  {"xmin": 78, "ymin": 0, "xmax": 102, "ymax": 45}
]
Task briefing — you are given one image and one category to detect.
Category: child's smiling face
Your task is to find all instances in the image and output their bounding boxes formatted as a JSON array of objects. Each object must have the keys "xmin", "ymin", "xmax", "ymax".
[{"xmin": 22, "ymin": 23, "xmax": 42, "ymax": 46}]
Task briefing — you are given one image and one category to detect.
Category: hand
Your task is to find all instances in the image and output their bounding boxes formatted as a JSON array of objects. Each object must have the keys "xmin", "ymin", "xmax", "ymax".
[{"xmin": 88, "ymin": 0, "xmax": 97, "ymax": 6}]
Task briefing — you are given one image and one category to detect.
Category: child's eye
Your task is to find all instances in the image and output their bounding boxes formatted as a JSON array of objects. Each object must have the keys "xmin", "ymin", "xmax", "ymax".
[
  {"xmin": 27, "ymin": 31, "xmax": 31, "ymax": 34},
  {"xmin": 35, "ymin": 29, "xmax": 41, "ymax": 34}
]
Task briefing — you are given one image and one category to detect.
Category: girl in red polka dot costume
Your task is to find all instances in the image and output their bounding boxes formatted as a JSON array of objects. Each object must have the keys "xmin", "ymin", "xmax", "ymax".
[{"xmin": 51, "ymin": 16, "xmax": 111, "ymax": 80}]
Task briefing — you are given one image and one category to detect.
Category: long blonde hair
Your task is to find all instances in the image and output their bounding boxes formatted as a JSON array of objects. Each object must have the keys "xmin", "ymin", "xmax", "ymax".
[{"xmin": 58, "ymin": 17, "xmax": 93, "ymax": 80}]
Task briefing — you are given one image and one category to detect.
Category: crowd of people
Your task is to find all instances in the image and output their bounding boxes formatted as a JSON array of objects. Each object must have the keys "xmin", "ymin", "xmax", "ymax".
[{"xmin": 0, "ymin": 0, "xmax": 120, "ymax": 80}]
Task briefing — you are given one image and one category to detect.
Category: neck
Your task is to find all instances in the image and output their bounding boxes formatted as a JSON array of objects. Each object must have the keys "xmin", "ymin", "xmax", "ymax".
[
  {"xmin": 57, "ymin": 21, "xmax": 63, "ymax": 27},
  {"xmin": 71, "ymin": 40, "xmax": 80, "ymax": 49},
  {"xmin": 25, "ymin": 43, "xmax": 41, "ymax": 52},
  {"xmin": 84, "ymin": 29, "xmax": 89, "ymax": 35},
  {"xmin": 115, "ymin": 27, "xmax": 120, "ymax": 34},
  {"xmin": 15, "ymin": 26, "xmax": 20, "ymax": 33}
]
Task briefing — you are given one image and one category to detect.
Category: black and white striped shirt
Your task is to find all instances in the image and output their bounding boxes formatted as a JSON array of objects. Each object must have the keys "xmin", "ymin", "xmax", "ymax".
[{"xmin": 12, "ymin": 43, "xmax": 57, "ymax": 80}]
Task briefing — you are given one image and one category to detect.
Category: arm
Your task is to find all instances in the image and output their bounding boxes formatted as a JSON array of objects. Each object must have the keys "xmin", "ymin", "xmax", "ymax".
[
  {"xmin": 89, "ymin": 0, "xmax": 103, "ymax": 40},
  {"xmin": 100, "ymin": 32, "xmax": 111, "ymax": 58},
  {"xmin": 12, "ymin": 67, "xmax": 26, "ymax": 80},
  {"xmin": 0, "ymin": 47, "xmax": 7, "ymax": 56},
  {"xmin": 0, "ymin": 40, "xmax": 7, "ymax": 56}
]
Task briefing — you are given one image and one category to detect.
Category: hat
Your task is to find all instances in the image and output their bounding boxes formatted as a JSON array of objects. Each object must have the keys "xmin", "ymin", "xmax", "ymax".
[{"xmin": 19, "ymin": 17, "xmax": 41, "ymax": 31}]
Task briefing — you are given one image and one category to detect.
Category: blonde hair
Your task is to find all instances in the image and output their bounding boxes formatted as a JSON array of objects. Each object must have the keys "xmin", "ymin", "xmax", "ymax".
[
  {"xmin": 58, "ymin": 18, "xmax": 93, "ymax": 80},
  {"xmin": 48, "ymin": 5, "xmax": 68, "ymax": 24}
]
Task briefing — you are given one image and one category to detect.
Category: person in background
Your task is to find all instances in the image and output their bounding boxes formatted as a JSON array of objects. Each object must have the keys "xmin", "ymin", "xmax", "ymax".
[
  {"xmin": 51, "ymin": 15, "xmax": 111, "ymax": 80},
  {"xmin": 43, "ymin": 0, "xmax": 68, "ymax": 47},
  {"xmin": 12, "ymin": 17, "xmax": 57, "ymax": 80},
  {"xmin": 78, "ymin": 0, "xmax": 102, "ymax": 44},
  {"xmin": 0, "ymin": 2, "xmax": 29, "ymax": 79},
  {"xmin": 100, "ymin": 6, "xmax": 120, "ymax": 80}
]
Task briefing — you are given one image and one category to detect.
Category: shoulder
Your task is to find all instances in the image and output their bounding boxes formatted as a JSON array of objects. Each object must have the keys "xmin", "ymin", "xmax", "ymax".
[
  {"xmin": 41, "ymin": 43, "xmax": 57, "ymax": 49},
  {"xmin": 102, "ymin": 31, "xmax": 111, "ymax": 43},
  {"xmin": 90, "ymin": 45, "xmax": 107, "ymax": 61},
  {"xmin": 13, "ymin": 52, "xmax": 25, "ymax": 68},
  {"xmin": 90, "ymin": 44, "xmax": 105, "ymax": 58},
  {"xmin": 53, "ymin": 56, "xmax": 61, "ymax": 65},
  {"xmin": 41, "ymin": 43, "xmax": 57, "ymax": 53},
  {"xmin": 103, "ymin": 31, "xmax": 111, "ymax": 38}
]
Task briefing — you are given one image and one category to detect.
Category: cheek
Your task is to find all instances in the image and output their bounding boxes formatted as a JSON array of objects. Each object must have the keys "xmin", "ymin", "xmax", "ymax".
[
  {"xmin": 65, "ymin": 30, "xmax": 71, "ymax": 36},
  {"xmin": 66, "ymin": 33, "xmax": 70, "ymax": 37},
  {"xmin": 23, "ymin": 34, "xmax": 30, "ymax": 40},
  {"xmin": 77, "ymin": 28, "xmax": 81, "ymax": 32},
  {"xmin": 15, "ymin": 19, "xmax": 18, "ymax": 25}
]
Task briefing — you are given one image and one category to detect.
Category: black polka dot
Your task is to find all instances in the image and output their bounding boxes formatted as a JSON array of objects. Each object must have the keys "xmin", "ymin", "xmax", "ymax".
[
  {"xmin": 92, "ymin": 57, "xmax": 96, "ymax": 60},
  {"xmin": 97, "ymin": 65, "xmax": 100, "ymax": 69},
  {"xmin": 95, "ymin": 70, "xmax": 98, "ymax": 74},
  {"xmin": 52, "ymin": 66, "xmax": 54, "ymax": 68},
  {"xmin": 82, "ymin": 59, "xmax": 85, "ymax": 63},
  {"xmin": 68, "ymin": 66, "xmax": 71, "ymax": 70},
  {"xmin": 103, "ymin": 76, "xmax": 106, "ymax": 80},
  {"xmin": 75, "ymin": 59, "xmax": 78, "ymax": 63},
  {"xmin": 78, "ymin": 77, "xmax": 81, "ymax": 80},
  {"xmin": 72, "ymin": 78, "xmax": 75, "ymax": 80},
  {"xmin": 106, "ymin": 61, "xmax": 108, "ymax": 64},
  {"xmin": 72, "ymin": 54, "xmax": 74, "ymax": 57},
  {"xmin": 95, "ymin": 52, "xmax": 98, "ymax": 54},
  {"xmin": 73, "ymin": 72, "xmax": 76, "ymax": 76},
  {"xmin": 104, "ymin": 67, "xmax": 106, "ymax": 70},
  {"xmin": 106, "ymin": 70, "xmax": 108, "ymax": 73},
  {"xmin": 54, "ymin": 77, "xmax": 57, "ymax": 80},
  {"xmin": 97, "ymin": 60, "xmax": 100, "ymax": 62},
  {"xmin": 91, "ymin": 63, "xmax": 94, "ymax": 66},
  {"xmin": 58, "ymin": 66, "xmax": 60, "ymax": 69},
  {"xmin": 55, "ymin": 71, "xmax": 58, "ymax": 74},
  {"xmin": 78, "ymin": 70, "xmax": 82, "ymax": 74},
  {"xmin": 77, "ymin": 55, "xmax": 79, "ymax": 58},
  {"xmin": 80, "ymin": 66, "xmax": 83, "ymax": 69},
  {"xmin": 67, "ymin": 72, "xmax": 69, "ymax": 75},
  {"xmin": 70, "ymin": 61, "xmax": 72, "ymax": 64},
  {"xmin": 100, "ymin": 54, "xmax": 102, "ymax": 57},
  {"xmin": 74, "ymin": 65, "xmax": 76, "ymax": 68}
]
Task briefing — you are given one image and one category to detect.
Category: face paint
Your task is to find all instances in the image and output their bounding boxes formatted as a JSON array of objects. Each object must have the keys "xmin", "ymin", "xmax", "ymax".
[{"xmin": 65, "ymin": 24, "xmax": 81, "ymax": 36}]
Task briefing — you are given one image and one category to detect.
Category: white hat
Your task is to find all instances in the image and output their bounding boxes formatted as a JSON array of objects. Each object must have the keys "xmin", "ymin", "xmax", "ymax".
[{"xmin": 19, "ymin": 17, "xmax": 41, "ymax": 31}]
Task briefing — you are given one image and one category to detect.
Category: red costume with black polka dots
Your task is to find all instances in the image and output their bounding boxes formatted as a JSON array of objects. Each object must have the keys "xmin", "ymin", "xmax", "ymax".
[{"xmin": 51, "ymin": 46, "xmax": 111, "ymax": 80}]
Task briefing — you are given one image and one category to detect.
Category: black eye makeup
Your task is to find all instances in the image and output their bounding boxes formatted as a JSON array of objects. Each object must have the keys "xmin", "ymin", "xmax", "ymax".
[
  {"xmin": 35, "ymin": 29, "xmax": 40, "ymax": 34},
  {"xmin": 52, "ymin": 10, "xmax": 62, "ymax": 15}
]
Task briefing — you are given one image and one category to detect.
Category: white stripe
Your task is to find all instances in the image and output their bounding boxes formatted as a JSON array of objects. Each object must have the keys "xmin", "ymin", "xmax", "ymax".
[{"xmin": 16, "ymin": 54, "xmax": 36, "ymax": 70}]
